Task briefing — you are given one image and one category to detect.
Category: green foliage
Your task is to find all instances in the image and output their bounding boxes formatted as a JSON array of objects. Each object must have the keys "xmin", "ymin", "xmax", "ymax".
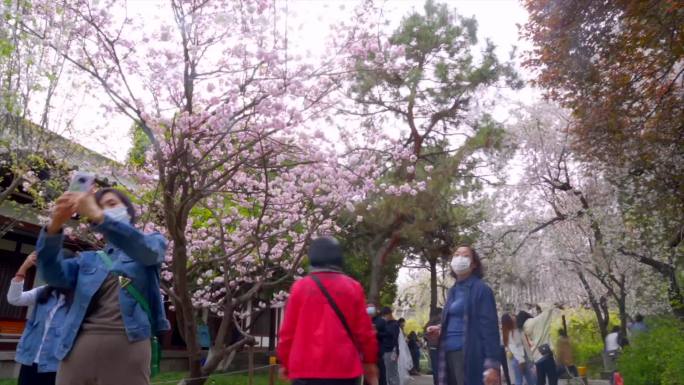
[
  {"xmin": 403, "ymin": 318, "xmax": 423, "ymax": 336},
  {"xmin": 617, "ymin": 317, "xmax": 684, "ymax": 385},
  {"xmin": 127, "ymin": 123, "xmax": 151, "ymax": 168},
  {"xmin": 352, "ymin": 0, "xmax": 521, "ymax": 107},
  {"xmin": 342, "ymin": 234, "xmax": 401, "ymax": 307},
  {"xmin": 555, "ymin": 310, "xmax": 607, "ymax": 367},
  {"xmin": 0, "ymin": 38, "xmax": 13, "ymax": 57}
]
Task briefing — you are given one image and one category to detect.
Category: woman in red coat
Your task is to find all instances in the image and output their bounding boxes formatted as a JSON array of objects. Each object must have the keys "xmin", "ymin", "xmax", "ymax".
[{"xmin": 277, "ymin": 236, "xmax": 379, "ymax": 385}]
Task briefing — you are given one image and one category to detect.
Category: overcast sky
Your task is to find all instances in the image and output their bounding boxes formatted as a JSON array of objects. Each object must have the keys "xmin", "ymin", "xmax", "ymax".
[{"xmin": 57, "ymin": 0, "xmax": 532, "ymax": 162}]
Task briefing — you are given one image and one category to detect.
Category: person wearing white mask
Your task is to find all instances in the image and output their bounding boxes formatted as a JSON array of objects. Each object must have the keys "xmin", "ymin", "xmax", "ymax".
[
  {"xmin": 37, "ymin": 187, "xmax": 169, "ymax": 385},
  {"xmin": 426, "ymin": 246, "xmax": 501, "ymax": 385}
]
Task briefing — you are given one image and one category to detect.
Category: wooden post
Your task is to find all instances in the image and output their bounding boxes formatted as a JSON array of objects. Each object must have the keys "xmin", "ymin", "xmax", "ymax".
[
  {"xmin": 269, "ymin": 355, "xmax": 277, "ymax": 385},
  {"xmin": 248, "ymin": 345, "xmax": 254, "ymax": 385},
  {"xmin": 268, "ymin": 306, "xmax": 276, "ymax": 385}
]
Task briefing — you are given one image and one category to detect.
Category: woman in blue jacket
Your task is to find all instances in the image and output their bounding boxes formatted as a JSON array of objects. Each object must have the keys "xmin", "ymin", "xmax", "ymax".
[
  {"xmin": 37, "ymin": 188, "xmax": 170, "ymax": 385},
  {"xmin": 7, "ymin": 252, "xmax": 70, "ymax": 385},
  {"xmin": 426, "ymin": 246, "xmax": 501, "ymax": 385}
]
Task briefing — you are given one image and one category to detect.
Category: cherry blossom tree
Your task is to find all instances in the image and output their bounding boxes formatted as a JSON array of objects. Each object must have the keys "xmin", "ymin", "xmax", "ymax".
[
  {"xmin": 0, "ymin": 0, "xmax": 89, "ymax": 228},
  {"xmin": 484, "ymin": 103, "xmax": 674, "ymax": 339},
  {"xmin": 20, "ymin": 1, "xmax": 381, "ymax": 383}
]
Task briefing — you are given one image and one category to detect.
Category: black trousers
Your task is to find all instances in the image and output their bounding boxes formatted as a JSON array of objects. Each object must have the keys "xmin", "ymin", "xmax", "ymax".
[
  {"xmin": 500, "ymin": 345, "xmax": 512, "ymax": 385},
  {"xmin": 378, "ymin": 351, "xmax": 387, "ymax": 385},
  {"xmin": 535, "ymin": 355, "xmax": 558, "ymax": 385},
  {"xmin": 18, "ymin": 363, "xmax": 56, "ymax": 385},
  {"xmin": 429, "ymin": 348, "xmax": 439, "ymax": 385},
  {"xmin": 293, "ymin": 379, "xmax": 360, "ymax": 385}
]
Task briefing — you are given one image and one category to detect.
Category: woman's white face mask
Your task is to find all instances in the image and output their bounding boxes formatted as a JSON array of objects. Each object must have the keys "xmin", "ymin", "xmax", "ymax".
[
  {"xmin": 450, "ymin": 256, "xmax": 471, "ymax": 274},
  {"xmin": 104, "ymin": 206, "xmax": 131, "ymax": 223}
]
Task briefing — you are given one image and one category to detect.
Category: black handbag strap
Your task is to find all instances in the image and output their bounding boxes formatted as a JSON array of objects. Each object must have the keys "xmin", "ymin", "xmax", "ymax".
[{"xmin": 310, "ymin": 274, "xmax": 359, "ymax": 353}]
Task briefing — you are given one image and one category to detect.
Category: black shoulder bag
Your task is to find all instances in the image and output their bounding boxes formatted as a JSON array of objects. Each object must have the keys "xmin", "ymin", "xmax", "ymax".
[{"xmin": 309, "ymin": 274, "xmax": 360, "ymax": 355}]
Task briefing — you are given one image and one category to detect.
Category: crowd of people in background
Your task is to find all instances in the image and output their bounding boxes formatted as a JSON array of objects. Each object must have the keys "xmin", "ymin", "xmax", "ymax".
[
  {"xmin": 9, "ymin": 197, "xmax": 652, "ymax": 385},
  {"xmin": 10, "ymin": 181, "xmax": 648, "ymax": 385}
]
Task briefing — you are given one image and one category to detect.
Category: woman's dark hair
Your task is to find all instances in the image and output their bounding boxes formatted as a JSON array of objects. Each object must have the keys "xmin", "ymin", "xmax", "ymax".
[
  {"xmin": 37, "ymin": 286, "xmax": 73, "ymax": 306},
  {"xmin": 449, "ymin": 245, "xmax": 484, "ymax": 279},
  {"xmin": 95, "ymin": 188, "xmax": 136, "ymax": 224},
  {"xmin": 516, "ymin": 311, "xmax": 533, "ymax": 330},
  {"xmin": 501, "ymin": 314, "xmax": 515, "ymax": 347}
]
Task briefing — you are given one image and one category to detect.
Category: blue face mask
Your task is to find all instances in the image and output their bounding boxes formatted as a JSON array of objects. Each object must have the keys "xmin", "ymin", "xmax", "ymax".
[{"xmin": 104, "ymin": 206, "xmax": 131, "ymax": 223}]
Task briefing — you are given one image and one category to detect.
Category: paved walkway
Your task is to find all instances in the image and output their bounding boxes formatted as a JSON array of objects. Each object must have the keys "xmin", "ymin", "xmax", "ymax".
[
  {"xmin": 409, "ymin": 374, "xmax": 609, "ymax": 385},
  {"xmin": 410, "ymin": 375, "xmax": 434, "ymax": 385}
]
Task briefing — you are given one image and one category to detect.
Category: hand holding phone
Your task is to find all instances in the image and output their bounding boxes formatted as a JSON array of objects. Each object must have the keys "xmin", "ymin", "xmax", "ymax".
[
  {"xmin": 68, "ymin": 172, "xmax": 95, "ymax": 193},
  {"xmin": 47, "ymin": 193, "xmax": 77, "ymax": 234},
  {"xmin": 68, "ymin": 171, "xmax": 105, "ymax": 223}
]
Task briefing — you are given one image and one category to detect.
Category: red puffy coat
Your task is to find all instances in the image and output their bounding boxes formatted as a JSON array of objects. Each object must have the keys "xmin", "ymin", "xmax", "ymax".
[{"xmin": 277, "ymin": 271, "xmax": 378, "ymax": 379}]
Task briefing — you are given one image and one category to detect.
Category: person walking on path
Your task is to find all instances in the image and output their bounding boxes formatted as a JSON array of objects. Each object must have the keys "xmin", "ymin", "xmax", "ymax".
[
  {"xmin": 37, "ymin": 187, "xmax": 170, "ymax": 385},
  {"xmin": 379, "ymin": 307, "xmax": 401, "ymax": 385},
  {"xmin": 520, "ymin": 304, "xmax": 564, "ymax": 385},
  {"xmin": 369, "ymin": 305, "xmax": 387, "ymax": 385},
  {"xmin": 371, "ymin": 305, "xmax": 388, "ymax": 385},
  {"xmin": 408, "ymin": 332, "xmax": 421, "ymax": 375},
  {"xmin": 506, "ymin": 312, "xmax": 536, "ymax": 385},
  {"xmin": 277, "ymin": 236, "xmax": 379, "ymax": 385},
  {"xmin": 604, "ymin": 326, "xmax": 622, "ymax": 372},
  {"xmin": 499, "ymin": 314, "xmax": 514, "ymax": 385},
  {"xmin": 397, "ymin": 320, "xmax": 413, "ymax": 385},
  {"xmin": 425, "ymin": 245, "xmax": 502, "ymax": 385},
  {"xmin": 628, "ymin": 314, "xmax": 647, "ymax": 337},
  {"xmin": 424, "ymin": 308, "xmax": 443, "ymax": 385},
  {"xmin": 555, "ymin": 329, "xmax": 577, "ymax": 378},
  {"xmin": 7, "ymin": 252, "xmax": 70, "ymax": 385}
]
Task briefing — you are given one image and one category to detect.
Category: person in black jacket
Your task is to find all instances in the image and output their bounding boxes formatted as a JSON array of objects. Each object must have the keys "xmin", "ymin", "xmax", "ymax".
[
  {"xmin": 407, "ymin": 332, "xmax": 421, "ymax": 375},
  {"xmin": 370, "ymin": 305, "xmax": 387, "ymax": 385},
  {"xmin": 379, "ymin": 307, "xmax": 400, "ymax": 385}
]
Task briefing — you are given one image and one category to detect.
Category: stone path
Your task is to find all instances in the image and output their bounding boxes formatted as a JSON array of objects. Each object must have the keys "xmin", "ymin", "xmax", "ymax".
[
  {"xmin": 408, "ymin": 374, "xmax": 609, "ymax": 385},
  {"xmin": 409, "ymin": 374, "xmax": 435, "ymax": 385}
]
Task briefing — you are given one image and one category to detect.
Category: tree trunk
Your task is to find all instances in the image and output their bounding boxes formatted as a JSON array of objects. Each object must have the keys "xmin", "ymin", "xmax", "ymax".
[
  {"xmin": 173, "ymin": 243, "xmax": 204, "ymax": 385},
  {"xmin": 164, "ymin": 204, "xmax": 204, "ymax": 384},
  {"xmin": 577, "ymin": 270, "xmax": 609, "ymax": 340},
  {"xmin": 428, "ymin": 257, "xmax": 438, "ymax": 316},
  {"xmin": 625, "ymin": 250, "xmax": 684, "ymax": 321},
  {"xmin": 617, "ymin": 275, "xmax": 628, "ymax": 336},
  {"xmin": 368, "ymin": 233, "xmax": 401, "ymax": 306},
  {"xmin": 665, "ymin": 268, "xmax": 684, "ymax": 321}
]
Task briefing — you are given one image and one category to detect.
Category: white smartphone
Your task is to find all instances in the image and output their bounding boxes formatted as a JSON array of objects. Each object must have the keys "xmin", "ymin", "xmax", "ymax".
[{"xmin": 68, "ymin": 172, "xmax": 95, "ymax": 192}]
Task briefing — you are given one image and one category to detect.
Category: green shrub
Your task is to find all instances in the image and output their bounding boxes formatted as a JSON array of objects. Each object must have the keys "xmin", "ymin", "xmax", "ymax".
[
  {"xmin": 617, "ymin": 316, "xmax": 684, "ymax": 385},
  {"xmin": 554, "ymin": 309, "xmax": 617, "ymax": 367}
]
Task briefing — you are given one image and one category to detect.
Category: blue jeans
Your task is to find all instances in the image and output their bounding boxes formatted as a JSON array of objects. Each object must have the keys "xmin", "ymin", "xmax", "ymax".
[{"xmin": 511, "ymin": 356, "xmax": 536, "ymax": 385}]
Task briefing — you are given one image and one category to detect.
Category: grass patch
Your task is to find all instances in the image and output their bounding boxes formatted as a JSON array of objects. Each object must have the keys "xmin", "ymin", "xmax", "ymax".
[{"xmin": 0, "ymin": 371, "xmax": 288, "ymax": 385}]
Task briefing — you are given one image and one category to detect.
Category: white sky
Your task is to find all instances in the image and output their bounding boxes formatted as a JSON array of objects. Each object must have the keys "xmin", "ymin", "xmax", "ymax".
[{"xmin": 55, "ymin": 0, "xmax": 533, "ymax": 162}]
